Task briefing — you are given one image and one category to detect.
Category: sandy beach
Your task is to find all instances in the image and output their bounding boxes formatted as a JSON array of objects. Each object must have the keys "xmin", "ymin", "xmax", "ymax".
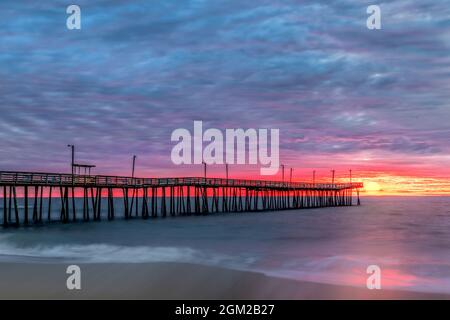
[{"xmin": 0, "ymin": 262, "xmax": 448, "ymax": 300}]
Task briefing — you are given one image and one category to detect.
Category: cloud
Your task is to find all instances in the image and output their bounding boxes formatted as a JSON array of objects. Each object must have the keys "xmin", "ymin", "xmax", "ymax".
[{"xmin": 0, "ymin": 0, "xmax": 448, "ymax": 180}]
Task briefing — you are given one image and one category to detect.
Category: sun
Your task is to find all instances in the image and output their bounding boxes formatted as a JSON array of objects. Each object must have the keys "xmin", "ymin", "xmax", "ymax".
[{"xmin": 365, "ymin": 181, "xmax": 382, "ymax": 192}]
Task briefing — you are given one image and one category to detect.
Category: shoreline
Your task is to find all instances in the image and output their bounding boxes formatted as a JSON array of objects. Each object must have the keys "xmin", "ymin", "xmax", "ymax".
[{"xmin": 0, "ymin": 262, "xmax": 448, "ymax": 300}]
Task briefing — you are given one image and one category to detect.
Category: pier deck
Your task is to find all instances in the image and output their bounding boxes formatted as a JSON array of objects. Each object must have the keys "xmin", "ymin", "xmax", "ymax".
[{"xmin": 0, "ymin": 171, "xmax": 363, "ymax": 227}]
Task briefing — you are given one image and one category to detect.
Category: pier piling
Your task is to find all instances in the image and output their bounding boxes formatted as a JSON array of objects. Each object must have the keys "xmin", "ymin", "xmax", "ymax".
[{"xmin": 0, "ymin": 171, "xmax": 363, "ymax": 227}]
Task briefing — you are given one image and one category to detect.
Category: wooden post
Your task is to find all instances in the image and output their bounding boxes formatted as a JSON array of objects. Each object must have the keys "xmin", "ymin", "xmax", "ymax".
[
  {"xmin": 13, "ymin": 186, "xmax": 19, "ymax": 226},
  {"xmin": 8, "ymin": 186, "xmax": 12, "ymax": 222},
  {"xmin": 3, "ymin": 186, "xmax": 7, "ymax": 227},
  {"xmin": 97, "ymin": 188, "xmax": 102, "ymax": 220},
  {"xmin": 24, "ymin": 186, "xmax": 29, "ymax": 225},
  {"xmin": 123, "ymin": 188, "xmax": 129, "ymax": 219},
  {"xmin": 71, "ymin": 188, "xmax": 76, "ymax": 221},
  {"xmin": 39, "ymin": 186, "xmax": 43, "ymax": 222},
  {"xmin": 48, "ymin": 187, "xmax": 52, "ymax": 222},
  {"xmin": 33, "ymin": 186, "xmax": 38, "ymax": 223},
  {"xmin": 161, "ymin": 187, "xmax": 167, "ymax": 217}
]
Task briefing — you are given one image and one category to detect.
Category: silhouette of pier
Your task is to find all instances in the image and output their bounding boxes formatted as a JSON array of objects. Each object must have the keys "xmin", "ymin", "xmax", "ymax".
[{"xmin": 0, "ymin": 171, "xmax": 363, "ymax": 227}]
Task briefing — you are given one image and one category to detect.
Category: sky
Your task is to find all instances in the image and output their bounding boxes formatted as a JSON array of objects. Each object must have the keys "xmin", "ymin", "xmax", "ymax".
[{"xmin": 0, "ymin": 0, "xmax": 449, "ymax": 195}]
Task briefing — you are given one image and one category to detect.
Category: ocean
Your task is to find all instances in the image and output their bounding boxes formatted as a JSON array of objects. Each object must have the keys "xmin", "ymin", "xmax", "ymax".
[{"xmin": 0, "ymin": 196, "xmax": 449, "ymax": 295}]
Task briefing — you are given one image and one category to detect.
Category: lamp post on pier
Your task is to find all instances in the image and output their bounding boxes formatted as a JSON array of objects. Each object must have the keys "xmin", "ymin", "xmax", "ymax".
[
  {"xmin": 67, "ymin": 144, "xmax": 75, "ymax": 176},
  {"xmin": 132, "ymin": 155, "xmax": 137, "ymax": 179},
  {"xmin": 202, "ymin": 161, "xmax": 207, "ymax": 180}
]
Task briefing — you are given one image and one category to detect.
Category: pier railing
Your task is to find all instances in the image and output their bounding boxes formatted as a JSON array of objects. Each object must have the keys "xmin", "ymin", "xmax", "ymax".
[
  {"xmin": 0, "ymin": 171, "xmax": 362, "ymax": 190},
  {"xmin": 1, "ymin": 170, "xmax": 363, "ymax": 226}
]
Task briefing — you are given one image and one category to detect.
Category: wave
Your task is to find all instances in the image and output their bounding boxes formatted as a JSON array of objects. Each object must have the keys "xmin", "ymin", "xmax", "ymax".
[
  {"xmin": 0, "ymin": 235, "xmax": 235, "ymax": 265},
  {"xmin": 1, "ymin": 235, "xmax": 449, "ymax": 294},
  {"xmin": 257, "ymin": 255, "xmax": 450, "ymax": 295}
]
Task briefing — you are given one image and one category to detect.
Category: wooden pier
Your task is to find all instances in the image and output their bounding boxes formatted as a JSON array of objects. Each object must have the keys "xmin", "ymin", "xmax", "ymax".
[{"xmin": 0, "ymin": 171, "xmax": 363, "ymax": 227}]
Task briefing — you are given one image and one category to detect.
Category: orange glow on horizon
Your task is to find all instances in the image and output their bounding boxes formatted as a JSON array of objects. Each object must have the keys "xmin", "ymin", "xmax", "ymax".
[
  {"xmin": 364, "ymin": 181, "xmax": 382, "ymax": 193},
  {"xmin": 353, "ymin": 175, "xmax": 450, "ymax": 196},
  {"xmin": 140, "ymin": 167, "xmax": 450, "ymax": 196}
]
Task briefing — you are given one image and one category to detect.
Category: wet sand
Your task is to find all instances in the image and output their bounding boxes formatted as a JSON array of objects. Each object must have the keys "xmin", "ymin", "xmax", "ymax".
[{"xmin": 0, "ymin": 262, "xmax": 448, "ymax": 300}]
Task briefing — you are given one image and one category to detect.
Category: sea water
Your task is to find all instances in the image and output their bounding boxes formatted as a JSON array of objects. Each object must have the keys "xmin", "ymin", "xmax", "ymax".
[{"xmin": 0, "ymin": 196, "xmax": 449, "ymax": 294}]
